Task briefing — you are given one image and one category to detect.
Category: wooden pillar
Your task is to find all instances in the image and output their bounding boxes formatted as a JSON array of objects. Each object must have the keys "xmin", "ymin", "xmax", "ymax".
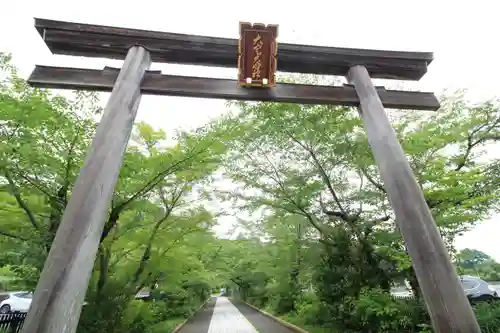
[
  {"xmin": 22, "ymin": 46, "xmax": 151, "ymax": 333},
  {"xmin": 347, "ymin": 65, "xmax": 480, "ymax": 333}
]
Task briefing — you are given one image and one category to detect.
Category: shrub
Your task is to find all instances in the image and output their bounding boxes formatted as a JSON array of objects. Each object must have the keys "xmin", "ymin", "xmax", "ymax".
[
  {"xmin": 294, "ymin": 293, "xmax": 324, "ymax": 326},
  {"xmin": 474, "ymin": 301, "xmax": 500, "ymax": 333},
  {"xmin": 145, "ymin": 318, "xmax": 185, "ymax": 333},
  {"xmin": 351, "ymin": 288, "xmax": 428, "ymax": 332}
]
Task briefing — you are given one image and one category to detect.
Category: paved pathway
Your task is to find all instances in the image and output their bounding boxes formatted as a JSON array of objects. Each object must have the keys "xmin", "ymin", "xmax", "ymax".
[
  {"xmin": 174, "ymin": 298, "xmax": 216, "ymax": 333},
  {"xmin": 177, "ymin": 296, "xmax": 295, "ymax": 333},
  {"xmin": 207, "ymin": 297, "xmax": 258, "ymax": 333}
]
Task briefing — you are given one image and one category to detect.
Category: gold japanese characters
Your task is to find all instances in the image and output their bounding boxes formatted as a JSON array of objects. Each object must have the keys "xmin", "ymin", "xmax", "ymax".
[{"xmin": 238, "ymin": 22, "xmax": 278, "ymax": 88}]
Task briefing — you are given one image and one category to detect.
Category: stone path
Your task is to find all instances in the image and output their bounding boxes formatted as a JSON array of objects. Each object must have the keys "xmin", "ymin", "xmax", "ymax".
[
  {"xmin": 177, "ymin": 296, "xmax": 295, "ymax": 333},
  {"xmin": 207, "ymin": 297, "xmax": 258, "ymax": 333}
]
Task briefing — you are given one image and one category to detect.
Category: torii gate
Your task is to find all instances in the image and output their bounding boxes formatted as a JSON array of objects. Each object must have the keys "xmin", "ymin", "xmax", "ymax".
[{"xmin": 24, "ymin": 18, "xmax": 480, "ymax": 333}]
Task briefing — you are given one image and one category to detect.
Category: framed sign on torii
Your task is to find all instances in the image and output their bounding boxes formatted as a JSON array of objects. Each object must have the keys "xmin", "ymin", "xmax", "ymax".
[
  {"xmin": 237, "ymin": 22, "xmax": 278, "ymax": 88},
  {"xmin": 23, "ymin": 18, "xmax": 480, "ymax": 333}
]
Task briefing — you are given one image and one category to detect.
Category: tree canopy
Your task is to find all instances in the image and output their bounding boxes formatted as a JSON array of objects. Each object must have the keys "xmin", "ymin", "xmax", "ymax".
[
  {"xmin": 456, "ymin": 248, "xmax": 500, "ymax": 281},
  {"xmin": 1, "ymin": 52, "xmax": 500, "ymax": 333}
]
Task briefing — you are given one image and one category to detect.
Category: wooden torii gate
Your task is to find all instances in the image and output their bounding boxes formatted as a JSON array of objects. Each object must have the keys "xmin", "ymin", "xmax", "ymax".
[{"xmin": 25, "ymin": 18, "xmax": 479, "ymax": 333}]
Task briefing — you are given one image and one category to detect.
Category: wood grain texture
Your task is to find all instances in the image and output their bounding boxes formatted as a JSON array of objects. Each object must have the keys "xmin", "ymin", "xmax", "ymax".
[
  {"xmin": 27, "ymin": 66, "xmax": 440, "ymax": 111},
  {"xmin": 346, "ymin": 65, "xmax": 480, "ymax": 333},
  {"xmin": 34, "ymin": 18, "xmax": 433, "ymax": 80},
  {"xmin": 21, "ymin": 46, "xmax": 151, "ymax": 333}
]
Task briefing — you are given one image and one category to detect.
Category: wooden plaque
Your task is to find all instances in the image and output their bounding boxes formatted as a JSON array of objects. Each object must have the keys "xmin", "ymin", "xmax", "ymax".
[{"xmin": 238, "ymin": 22, "xmax": 278, "ymax": 88}]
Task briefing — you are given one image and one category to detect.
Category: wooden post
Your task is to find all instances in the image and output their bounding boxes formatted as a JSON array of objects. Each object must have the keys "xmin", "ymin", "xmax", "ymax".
[
  {"xmin": 21, "ymin": 46, "xmax": 151, "ymax": 333},
  {"xmin": 347, "ymin": 65, "xmax": 481, "ymax": 333}
]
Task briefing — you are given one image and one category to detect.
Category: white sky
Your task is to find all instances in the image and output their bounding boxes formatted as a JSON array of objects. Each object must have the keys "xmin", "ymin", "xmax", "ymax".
[{"xmin": 1, "ymin": 0, "xmax": 499, "ymax": 260}]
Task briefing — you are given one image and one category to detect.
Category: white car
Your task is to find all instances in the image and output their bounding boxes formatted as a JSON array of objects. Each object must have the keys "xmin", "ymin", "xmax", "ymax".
[
  {"xmin": 0, "ymin": 291, "xmax": 32, "ymax": 313},
  {"xmin": 460, "ymin": 275, "xmax": 498, "ymax": 301}
]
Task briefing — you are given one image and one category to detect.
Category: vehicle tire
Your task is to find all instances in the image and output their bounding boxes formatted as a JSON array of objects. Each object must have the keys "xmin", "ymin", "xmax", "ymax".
[
  {"xmin": 0, "ymin": 305, "xmax": 10, "ymax": 314},
  {"xmin": 475, "ymin": 294, "xmax": 495, "ymax": 302}
]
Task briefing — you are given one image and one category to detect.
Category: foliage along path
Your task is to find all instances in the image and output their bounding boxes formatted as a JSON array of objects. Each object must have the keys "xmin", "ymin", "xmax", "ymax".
[
  {"xmin": 3, "ymin": 51, "xmax": 500, "ymax": 332},
  {"xmin": 178, "ymin": 297, "xmax": 295, "ymax": 333}
]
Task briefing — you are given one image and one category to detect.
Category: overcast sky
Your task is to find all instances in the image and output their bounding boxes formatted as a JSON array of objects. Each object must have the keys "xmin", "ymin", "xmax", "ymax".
[{"xmin": 1, "ymin": 0, "xmax": 499, "ymax": 260}]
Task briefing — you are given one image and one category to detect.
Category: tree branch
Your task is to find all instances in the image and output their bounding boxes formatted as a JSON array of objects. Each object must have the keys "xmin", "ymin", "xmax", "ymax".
[
  {"xmin": 131, "ymin": 187, "xmax": 184, "ymax": 285},
  {"xmin": 102, "ymin": 144, "xmax": 213, "ymax": 242},
  {"xmin": 360, "ymin": 167, "xmax": 386, "ymax": 194},
  {"xmin": 4, "ymin": 170, "xmax": 39, "ymax": 230},
  {"xmin": 0, "ymin": 230, "xmax": 28, "ymax": 241},
  {"xmin": 11, "ymin": 171, "xmax": 57, "ymax": 203},
  {"xmin": 455, "ymin": 115, "xmax": 500, "ymax": 171},
  {"xmin": 283, "ymin": 129, "xmax": 347, "ymax": 214},
  {"xmin": 116, "ymin": 142, "xmax": 215, "ymax": 212},
  {"xmin": 356, "ymin": 170, "xmax": 364, "ymax": 217},
  {"xmin": 61, "ymin": 129, "xmax": 82, "ymax": 199}
]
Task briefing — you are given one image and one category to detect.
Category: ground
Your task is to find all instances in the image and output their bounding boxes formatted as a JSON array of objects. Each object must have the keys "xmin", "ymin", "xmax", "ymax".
[{"xmin": 178, "ymin": 297, "xmax": 294, "ymax": 333}]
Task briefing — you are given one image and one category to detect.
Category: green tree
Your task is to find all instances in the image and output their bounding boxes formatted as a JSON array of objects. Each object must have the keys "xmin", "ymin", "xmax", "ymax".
[
  {"xmin": 457, "ymin": 248, "xmax": 493, "ymax": 269},
  {"xmin": 456, "ymin": 248, "xmax": 500, "ymax": 281},
  {"xmin": 0, "ymin": 52, "xmax": 229, "ymax": 332},
  {"xmin": 216, "ymin": 79, "xmax": 500, "ymax": 331}
]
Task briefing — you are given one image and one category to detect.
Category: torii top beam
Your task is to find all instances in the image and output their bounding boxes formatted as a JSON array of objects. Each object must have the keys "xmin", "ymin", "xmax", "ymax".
[{"xmin": 34, "ymin": 18, "xmax": 433, "ymax": 81}]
